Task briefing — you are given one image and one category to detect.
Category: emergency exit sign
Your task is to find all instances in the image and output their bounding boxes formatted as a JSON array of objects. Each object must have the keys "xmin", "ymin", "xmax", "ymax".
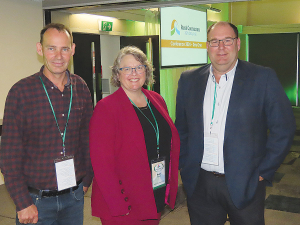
[{"xmin": 101, "ymin": 21, "xmax": 113, "ymax": 31}]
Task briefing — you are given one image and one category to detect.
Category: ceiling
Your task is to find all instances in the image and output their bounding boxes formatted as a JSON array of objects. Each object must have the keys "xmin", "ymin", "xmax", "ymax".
[
  {"xmin": 42, "ymin": 0, "xmax": 255, "ymax": 10},
  {"xmin": 41, "ymin": 0, "xmax": 256, "ymax": 22}
]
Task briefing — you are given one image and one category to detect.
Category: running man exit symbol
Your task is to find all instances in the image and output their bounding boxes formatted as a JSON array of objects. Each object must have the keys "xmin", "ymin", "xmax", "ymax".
[{"xmin": 101, "ymin": 21, "xmax": 113, "ymax": 32}]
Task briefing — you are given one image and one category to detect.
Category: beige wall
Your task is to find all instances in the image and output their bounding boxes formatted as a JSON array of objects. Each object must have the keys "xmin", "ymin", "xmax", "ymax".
[
  {"xmin": 231, "ymin": 0, "xmax": 300, "ymax": 26},
  {"xmin": 0, "ymin": 0, "xmax": 43, "ymax": 185},
  {"xmin": 52, "ymin": 12, "xmax": 128, "ymax": 36},
  {"xmin": 0, "ymin": 0, "xmax": 43, "ymax": 120}
]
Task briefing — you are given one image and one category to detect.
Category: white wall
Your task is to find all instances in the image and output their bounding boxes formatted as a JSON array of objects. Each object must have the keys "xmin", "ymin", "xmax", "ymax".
[{"xmin": 0, "ymin": 0, "xmax": 43, "ymax": 185}]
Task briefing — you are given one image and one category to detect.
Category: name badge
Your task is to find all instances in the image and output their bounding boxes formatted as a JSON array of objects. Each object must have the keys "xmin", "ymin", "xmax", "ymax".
[
  {"xmin": 54, "ymin": 156, "xmax": 76, "ymax": 191},
  {"xmin": 203, "ymin": 133, "xmax": 219, "ymax": 166},
  {"xmin": 151, "ymin": 157, "xmax": 166, "ymax": 190}
]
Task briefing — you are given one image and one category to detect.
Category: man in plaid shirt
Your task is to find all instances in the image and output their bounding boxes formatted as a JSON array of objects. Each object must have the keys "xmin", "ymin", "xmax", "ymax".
[{"xmin": 0, "ymin": 23, "xmax": 93, "ymax": 224}]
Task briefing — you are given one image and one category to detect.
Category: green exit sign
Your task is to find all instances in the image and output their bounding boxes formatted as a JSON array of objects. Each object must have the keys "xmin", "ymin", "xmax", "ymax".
[{"xmin": 101, "ymin": 21, "xmax": 113, "ymax": 31}]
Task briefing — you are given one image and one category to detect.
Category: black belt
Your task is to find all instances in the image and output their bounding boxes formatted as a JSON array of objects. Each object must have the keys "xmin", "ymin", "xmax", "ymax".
[
  {"xmin": 202, "ymin": 169, "xmax": 225, "ymax": 177},
  {"xmin": 28, "ymin": 179, "xmax": 83, "ymax": 197}
]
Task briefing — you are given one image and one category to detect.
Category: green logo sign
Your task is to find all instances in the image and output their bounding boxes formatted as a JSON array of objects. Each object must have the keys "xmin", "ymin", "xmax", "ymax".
[{"xmin": 101, "ymin": 21, "xmax": 113, "ymax": 32}]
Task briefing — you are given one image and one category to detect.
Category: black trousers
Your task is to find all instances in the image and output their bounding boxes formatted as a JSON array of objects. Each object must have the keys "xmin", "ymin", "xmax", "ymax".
[{"xmin": 187, "ymin": 169, "xmax": 266, "ymax": 225}]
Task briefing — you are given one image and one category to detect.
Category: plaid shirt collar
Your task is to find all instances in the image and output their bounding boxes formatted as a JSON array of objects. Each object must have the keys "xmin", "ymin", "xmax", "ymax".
[{"xmin": 39, "ymin": 66, "xmax": 71, "ymax": 89}]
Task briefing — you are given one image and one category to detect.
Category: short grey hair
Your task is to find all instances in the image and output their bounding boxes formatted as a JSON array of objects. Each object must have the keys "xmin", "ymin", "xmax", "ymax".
[{"xmin": 111, "ymin": 46, "xmax": 155, "ymax": 87}]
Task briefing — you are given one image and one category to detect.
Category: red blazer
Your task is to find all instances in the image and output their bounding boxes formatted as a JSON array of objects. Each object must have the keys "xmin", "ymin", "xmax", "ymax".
[{"xmin": 89, "ymin": 87, "xmax": 180, "ymax": 222}]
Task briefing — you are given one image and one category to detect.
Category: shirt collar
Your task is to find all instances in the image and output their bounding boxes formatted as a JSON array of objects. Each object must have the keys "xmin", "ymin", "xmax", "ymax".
[
  {"xmin": 209, "ymin": 60, "xmax": 239, "ymax": 82},
  {"xmin": 39, "ymin": 66, "xmax": 71, "ymax": 88}
]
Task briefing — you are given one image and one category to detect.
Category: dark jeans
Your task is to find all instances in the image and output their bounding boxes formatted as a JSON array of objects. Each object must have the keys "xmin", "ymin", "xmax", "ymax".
[
  {"xmin": 16, "ymin": 183, "xmax": 84, "ymax": 225},
  {"xmin": 187, "ymin": 169, "xmax": 266, "ymax": 225}
]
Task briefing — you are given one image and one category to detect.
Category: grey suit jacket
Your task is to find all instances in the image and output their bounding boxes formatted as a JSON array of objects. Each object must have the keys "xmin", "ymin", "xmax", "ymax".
[{"xmin": 175, "ymin": 60, "xmax": 296, "ymax": 209}]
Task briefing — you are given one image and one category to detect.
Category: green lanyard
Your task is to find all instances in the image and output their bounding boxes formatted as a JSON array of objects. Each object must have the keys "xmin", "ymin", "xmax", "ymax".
[
  {"xmin": 39, "ymin": 76, "xmax": 73, "ymax": 156},
  {"xmin": 210, "ymin": 80, "xmax": 217, "ymax": 127},
  {"xmin": 129, "ymin": 94, "xmax": 160, "ymax": 158}
]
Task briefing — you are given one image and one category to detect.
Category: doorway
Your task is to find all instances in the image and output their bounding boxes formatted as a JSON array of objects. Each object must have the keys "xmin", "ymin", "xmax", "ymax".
[{"xmin": 73, "ymin": 32, "xmax": 102, "ymax": 106}]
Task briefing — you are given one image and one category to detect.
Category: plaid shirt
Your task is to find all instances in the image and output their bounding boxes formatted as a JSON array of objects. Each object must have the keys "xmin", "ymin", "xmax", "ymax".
[{"xmin": 0, "ymin": 66, "xmax": 94, "ymax": 211}]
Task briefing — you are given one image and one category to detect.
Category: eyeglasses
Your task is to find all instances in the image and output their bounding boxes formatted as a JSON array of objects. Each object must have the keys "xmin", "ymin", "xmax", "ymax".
[
  {"xmin": 119, "ymin": 65, "xmax": 146, "ymax": 75},
  {"xmin": 208, "ymin": 37, "xmax": 237, "ymax": 47}
]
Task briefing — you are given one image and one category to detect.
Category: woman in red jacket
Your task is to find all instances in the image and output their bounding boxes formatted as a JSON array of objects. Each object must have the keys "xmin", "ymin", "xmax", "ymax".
[{"xmin": 89, "ymin": 46, "xmax": 180, "ymax": 225}]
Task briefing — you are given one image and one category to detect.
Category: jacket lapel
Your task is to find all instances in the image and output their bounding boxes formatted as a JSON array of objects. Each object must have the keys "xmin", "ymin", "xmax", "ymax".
[
  {"xmin": 117, "ymin": 88, "xmax": 148, "ymax": 154},
  {"xmin": 224, "ymin": 60, "xmax": 247, "ymax": 141},
  {"xmin": 195, "ymin": 66, "xmax": 210, "ymax": 132}
]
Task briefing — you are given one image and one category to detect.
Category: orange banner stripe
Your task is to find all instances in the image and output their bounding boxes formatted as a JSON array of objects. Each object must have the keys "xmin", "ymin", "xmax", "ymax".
[{"xmin": 161, "ymin": 39, "xmax": 207, "ymax": 49}]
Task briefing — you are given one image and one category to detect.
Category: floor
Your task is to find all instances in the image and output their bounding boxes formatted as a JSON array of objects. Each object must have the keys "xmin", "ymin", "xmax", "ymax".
[{"xmin": 1, "ymin": 108, "xmax": 300, "ymax": 225}]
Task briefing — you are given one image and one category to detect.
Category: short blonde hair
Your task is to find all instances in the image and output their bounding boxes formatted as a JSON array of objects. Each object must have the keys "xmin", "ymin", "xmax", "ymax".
[{"xmin": 111, "ymin": 46, "xmax": 155, "ymax": 87}]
